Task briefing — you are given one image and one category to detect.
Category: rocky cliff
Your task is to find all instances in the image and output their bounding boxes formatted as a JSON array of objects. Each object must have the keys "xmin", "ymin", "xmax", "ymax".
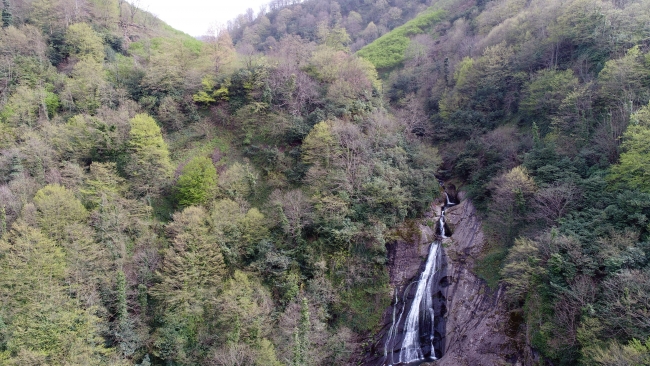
[
  {"xmin": 364, "ymin": 193, "xmax": 522, "ymax": 365},
  {"xmin": 431, "ymin": 193, "xmax": 519, "ymax": 365}
]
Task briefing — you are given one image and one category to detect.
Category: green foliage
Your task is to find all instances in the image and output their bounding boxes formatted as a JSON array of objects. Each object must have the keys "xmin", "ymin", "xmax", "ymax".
[
  {"xmin": 609, "ymin": 102, "xmax": 650, "ymax": 193},
  {"xmin": 587, "ymin": 337, "xmax": 650, "ymax": 365},
  {"xmin": 215, "ymin": 271, "xmax": 273, "ymax": 346},
  {"xmin": 80, "ymin": 162, "xmax": 127, "ymax": 211},
  {"xmin": 2, "ymin": 0, "xmax": 12, "ymax": 28},
  {"xmin": 520, "ymin": 69, "xmax": 580, "ymax": 135},
  {"xmin": 256, "ymin": 338, "xmax": 283, "ymax": 366},
  {"xmin": 0, "ymin": 223, "xmax": 113, "ymax": 365},
  {"xmin": 209, "ymin": 198, "xmax": 269, "ymax": 266},
  {"xmin": 292, "ymin": 298, "xmax": 310, "ymax": 366},
  {"xmin": 474, "ymin": 244, "xmax": 508, "ymax": 289},
  {"xmin": 33, "ymin": 184, "xmax": 88, "ymax": 240},
  {"xmin": 501, "ymin": 238, "xmax": 542, "ymax": 302},
  {"xmin": 174, "ymin": 156, "xmax": 218, "ymax": 207},
  {"xmin": 0, "ymin": 206, "xmax": 6, "ymax": 237},
  {"xmin": 302, "ymin": 121, "xmax": 337, "ymax": 168},
  {"xmin": 487, "ymin": 166, "xmax": 537, "ymax": 245},
  {"xmin": 126, "ymin": 113, "xmax": 172, "ymax": 197},
  {"xmin": 338, "ymin": 278, "xmax": 391, "ymax": 333},
  {"xmin": 1, "ymin": 84, "xmax": 42, "ymax": 126},
  {"xmin": 218, "ymin": 162, "xmax": 257, "ymax": 199},
  {"xmin": 9, "ymin": 0, "xmax": 650, "ymax": 364},
  {"xmin": 152, "ymin": 206, "xmax": 226, "ymax": 310},
  {"xmin": 322, "ymin": 26, "xmax": 351, "ymax": 51},
  {"xmin": 151, "ymin": 206, "xmax": 227, "ymax": 363},
  {"xmin": 63, "ymin": 59, "xmax": 107, "ymax": 113},
  {"xmin": 65, "ymin": 23, "xmax": 105, "ymax": 62},
  {"xmin": 597, "ymin": 46, "xmax": 650, "ymax": 107},
  {"xmin": 357, "ymin": 9, "xmax": 445, "ymax": 70}
]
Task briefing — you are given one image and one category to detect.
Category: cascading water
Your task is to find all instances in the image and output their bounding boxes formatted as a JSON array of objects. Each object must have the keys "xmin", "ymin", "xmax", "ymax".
[
  {"xmin": 398, "ymin": 242, "xmax": 440, "ymax": 364},
  {"xmin": 382, "ymin": 189, "xmax": 455, "ymax": 365},
  {"xmin": 439, "ymin": 211, "xmax": 447, "ymax": 238}
]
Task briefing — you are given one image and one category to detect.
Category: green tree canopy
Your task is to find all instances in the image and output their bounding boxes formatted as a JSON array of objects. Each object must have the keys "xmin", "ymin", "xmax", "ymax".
[
  {"xmin": 33, "ymin": 184, "xmax": 88, "ymax": 241},
  {"xmin": 175, "ymin": 156, "xmax": 218, "ymax": 207},
  {"xmin": 609, "ymin": 102, "xmax": 650, "ymax": 192},
  {"xmin": 126, "ymin": 113, "xmax": 172, "ymax": 197},
  {"xmin": 302, "ymin": 121, "xmax": 338, "ymax": 168},
  {"xmin": 151, "ymin": 206, "xmax": 226, "ymax": 310},
  {"xmin": 150, "ymin": 206, "xmax": 227, "ymax": 363},
  {"xmin": 520, "ymin": 69, "xmax": 580, "ymax": 134},
  {"xmin": 0, "ymin": 223, "xmax": 112, "ymax": 365},
  {"xmin": 65, "ymin": 22, "xmax": 105, "ymax": 62}
]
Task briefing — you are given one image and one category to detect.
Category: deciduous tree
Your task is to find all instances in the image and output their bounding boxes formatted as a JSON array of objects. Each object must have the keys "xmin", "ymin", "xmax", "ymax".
[
  {"xmin": 609, "ymin": 102, "xmax": 650, "ymax": 192},
  {"xmin": 175, "ymin": 156, "xmax": 218, "ymax": 207},
  {"xmin": 125, "ymin": 113, "xmax": 172, "ymax": 197},
  {"xmin": 65, "ymin": 22, "xmax": 104, "ymax": 62}
]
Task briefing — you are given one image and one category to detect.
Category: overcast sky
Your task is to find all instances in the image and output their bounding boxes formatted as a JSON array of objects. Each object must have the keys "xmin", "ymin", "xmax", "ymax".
[{"xmin": 136, "ymin": 0, "xmax": 270, "ymax": 37}]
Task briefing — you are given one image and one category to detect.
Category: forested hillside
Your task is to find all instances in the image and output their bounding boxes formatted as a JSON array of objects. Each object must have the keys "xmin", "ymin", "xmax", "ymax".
[
  {"xmin": 0, "ymin": 0, "xmax": 439, "ymax": 365},
  {"xmin": 231, "ymin": 0, "xmax": 650, "ymax": 364},
  {"xmin": 227, "ymin": 0, "xmax": 435, "ymax": 52},
  {"xmin": 1, "ymin": 0, "xmax": 650, "ymax": 365},
  {"xmin": 368, "ymin": 0, "xmax": 650, "ymax": 364}
]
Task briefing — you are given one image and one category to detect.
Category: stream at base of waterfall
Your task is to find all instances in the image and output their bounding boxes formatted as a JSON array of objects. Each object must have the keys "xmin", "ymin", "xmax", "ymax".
[{"xmin": 382, "ymin": 191, "xmax": 455, "ymax": 366}]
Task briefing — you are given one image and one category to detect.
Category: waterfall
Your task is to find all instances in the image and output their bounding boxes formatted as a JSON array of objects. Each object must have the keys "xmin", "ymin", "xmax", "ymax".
[
  {"xmin": 439, "ymin": 211, "xmax": 446, "ymax": 238},
  {"xmin": 384, "ymin": 280, "xmax": 417, "ymax": 364},
  {"xmin": 382, "ymin": 188, "xmax": 455, "ymax": 365},
  {"xmin": 384, "ymin": 287, "xmax": 404, "ymax": 362},
  {"xmin": 398, "ymin": 242, "xmax": 440, "ymax": 364}
]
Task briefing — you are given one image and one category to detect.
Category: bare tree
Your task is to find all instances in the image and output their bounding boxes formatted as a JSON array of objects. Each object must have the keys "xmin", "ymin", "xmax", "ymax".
[
  {"xmin": 601, "ymin": 270, "xmax": 650, "ymax": 339},
  {"xmin": 487, "ymin": 166, "xmax": 537, "ymax": 244},
  {"xmin": 552, "ymin": 275, "xmax": 597, "ymax": 347},
  {"xmin": 205, "ymin": 24, "xmax": 235, "ymax": 75},
  {"xmin": 269, "ymin": 189, "xmax": 312, "ymax": 241},
  {"xmin": 396, "ymin": 93, "xmax": 429, "ymax": 139},
  {"xmin": 531, "ymin": 182, "xmax": 581, "ymax": 225},
  {"xmin": 331, "ymin": 120, "xmax": 369, "ymax": 191},
  {"xmin": 209, "ymin": 343, "xmax": 255, "ymax": 366}
]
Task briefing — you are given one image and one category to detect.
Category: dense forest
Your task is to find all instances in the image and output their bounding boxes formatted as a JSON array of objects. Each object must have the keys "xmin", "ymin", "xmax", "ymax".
[{"xmin": 0, "ymin": 0, "xmax": 649, "ymax": 365}]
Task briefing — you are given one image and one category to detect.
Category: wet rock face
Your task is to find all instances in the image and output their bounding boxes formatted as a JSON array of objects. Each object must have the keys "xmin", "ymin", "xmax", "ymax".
[
  {"xmin": 434, "ymin": 195, "xmax": 519, "ymax": 366},
  {"xmin": 386, "ymin": 224, "xmax": 435, "ymax": 289},
  {"xmin": 445, "ymin": 184, "xmax": 458, "ymax": 204},
  {"xmin": 363, "ymin": 223, "xmax": 442, "ymax": 365},
  {"xmin": 364, "ymin": 193, "xmax": 520, "ymax": 365}
]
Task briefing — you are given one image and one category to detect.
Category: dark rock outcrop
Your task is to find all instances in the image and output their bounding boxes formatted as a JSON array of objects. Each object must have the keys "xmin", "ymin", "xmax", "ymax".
[
  {"xmin": 436, "ymin": 194, "xmax": 518, "ymax": 365},
  {"xmin": 445, "ymin": 184, "xmax": 458, "ymax": 204}
]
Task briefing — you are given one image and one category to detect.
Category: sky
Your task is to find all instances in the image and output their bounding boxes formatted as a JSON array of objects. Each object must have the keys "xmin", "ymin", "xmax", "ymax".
[{"xmin": 135, "ymin": 0, "xmax": 270, "ymax": 37}]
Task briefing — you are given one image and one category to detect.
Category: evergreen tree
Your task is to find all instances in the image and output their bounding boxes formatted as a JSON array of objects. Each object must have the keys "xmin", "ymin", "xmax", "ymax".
[
  {"xmin": 151, "ymin": 207, "xmax": 226, "ymax": 362},
  {"xmin": 0, "ymin": 206, "xmax": 6, "ymax": 237},
  {"xmin": 8, "ymin": 156, "xmax": 22, "ymax": 181},
  {"xmin": 0, "ymin": 223, "xmax": 113, "ymax": 365},
  {"xmin": 292, "ymin": 298, "xmax": 310, "ymax": 366},
  {"xmin": 115, "ymin": 269, "xmax": 140, "ymax": 357},
  {"xmin": 2, "ymin": 0, "xmax": 12, "ymax": 28}
]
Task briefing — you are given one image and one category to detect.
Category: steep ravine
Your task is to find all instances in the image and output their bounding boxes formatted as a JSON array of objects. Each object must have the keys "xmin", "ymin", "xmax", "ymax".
[{"xmin": 364, "ymin": 192, "xmax": 521, "ymax": 365}]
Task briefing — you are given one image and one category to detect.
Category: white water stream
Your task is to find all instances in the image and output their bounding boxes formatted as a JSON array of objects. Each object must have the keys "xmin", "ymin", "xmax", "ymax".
[
  {"xmin": 398, "ymin": 242, "xmax": 440, "ymax": 364},
  {"xmin": 383, "ymin": 189, "xmax": 456, "ymax": 365},
  {"xmin": 439, "ymin": 210, "xmax": 447, "ymax": 238}
]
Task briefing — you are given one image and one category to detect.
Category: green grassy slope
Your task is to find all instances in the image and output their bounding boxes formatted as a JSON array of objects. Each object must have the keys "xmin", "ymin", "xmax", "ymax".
[{"xmin": 357, "ymin": 8, "xmax": 445, "ymax": 70}]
